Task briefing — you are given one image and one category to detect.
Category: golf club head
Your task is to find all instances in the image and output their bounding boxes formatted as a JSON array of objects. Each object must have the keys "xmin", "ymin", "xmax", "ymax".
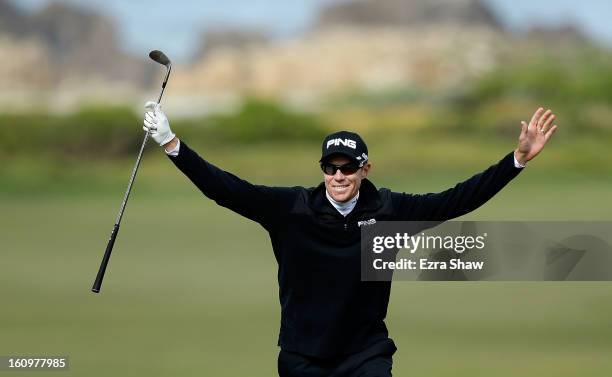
[
  {"xmin": 149, "ymin": 50, "xmax": 171, "ymax": 66},
  {"xmin": 149, "ymin": 50, "xmax": 172, "ymax": 104}
]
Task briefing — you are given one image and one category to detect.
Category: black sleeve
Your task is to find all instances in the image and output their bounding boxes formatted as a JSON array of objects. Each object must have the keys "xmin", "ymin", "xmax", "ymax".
[
  {"xmin": 168, "ymin": 141, "xmax": 299, "ymax": 229},
  {"xmin": 391, "ymin": 151, "xmax": 523, "ymax": 221}
]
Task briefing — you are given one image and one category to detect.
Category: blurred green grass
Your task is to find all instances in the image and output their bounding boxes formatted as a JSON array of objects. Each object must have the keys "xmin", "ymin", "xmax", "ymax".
[
  {"xmin": 1, "ymin": 187, "xmax": 612, "ymax": 376},
  {"xmin": 2, "ymin": 132, "xmax": 611, "ymax": 197},
  {"xmin": 1, "ymin": 147, "xmax": 612, "ymax": 376}
]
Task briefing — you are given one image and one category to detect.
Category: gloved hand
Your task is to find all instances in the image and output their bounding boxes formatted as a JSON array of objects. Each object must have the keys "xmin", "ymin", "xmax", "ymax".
[{"xmin": 143, "ymin": 101, "xmax": 175, "ymax": 146}]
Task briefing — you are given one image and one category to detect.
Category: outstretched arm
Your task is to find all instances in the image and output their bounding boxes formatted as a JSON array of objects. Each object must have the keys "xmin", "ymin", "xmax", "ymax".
[
  {"xmin": 393, "ymin": 107, "xmax": 558, "ymax": 221},
  {"xmin": 143, "ymin": 102, "xmax": 298, "ymax": 229}
]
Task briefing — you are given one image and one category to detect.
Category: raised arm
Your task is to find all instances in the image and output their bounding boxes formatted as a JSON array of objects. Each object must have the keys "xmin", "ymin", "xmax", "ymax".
[
  {"xmin": 143, "ymin": 102, "xmax": 298, "ymax": 229},
  {"xmin": 392, "ymin": 107, "xmax": 558, "ymax": 221}
]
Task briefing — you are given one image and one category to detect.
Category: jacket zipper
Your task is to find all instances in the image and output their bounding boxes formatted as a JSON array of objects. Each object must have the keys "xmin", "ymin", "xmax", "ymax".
[{"xmin": 344, "ymin": 212, "xmax": 354, "ymax": 231}]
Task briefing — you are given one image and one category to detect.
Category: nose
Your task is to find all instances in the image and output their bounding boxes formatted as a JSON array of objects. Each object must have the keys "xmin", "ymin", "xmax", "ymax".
[{"xmin": 333, "ymin": 169, "xmax": 346, "ymax": 180}]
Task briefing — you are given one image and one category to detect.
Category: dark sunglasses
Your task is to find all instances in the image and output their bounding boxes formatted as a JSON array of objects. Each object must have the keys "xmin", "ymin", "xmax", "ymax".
[{"xmin": 320, "ymin": 161, "xmax": 361, "ymax": 176}]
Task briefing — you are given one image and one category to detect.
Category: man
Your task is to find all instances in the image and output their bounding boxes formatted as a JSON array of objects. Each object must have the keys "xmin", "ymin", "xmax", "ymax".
[{"xmin": 143, "ymin": 102, "xmax": 557, "ymax": 377}]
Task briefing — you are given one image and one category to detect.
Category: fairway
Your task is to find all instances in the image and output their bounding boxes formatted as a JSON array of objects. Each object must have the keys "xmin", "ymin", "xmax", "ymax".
[{"xmin": 1, "ymin": 171, "xmax": 612, "ymax": 377}]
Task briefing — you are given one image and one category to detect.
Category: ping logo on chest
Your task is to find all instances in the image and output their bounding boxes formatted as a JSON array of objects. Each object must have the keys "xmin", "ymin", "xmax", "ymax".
[
  {"xmin": 357, "ymin": 218, "xmax": 377, "ymax": 227},
  {"xmin": 327, "ymin": 138, "xmax": 357, "ymax": 149}
]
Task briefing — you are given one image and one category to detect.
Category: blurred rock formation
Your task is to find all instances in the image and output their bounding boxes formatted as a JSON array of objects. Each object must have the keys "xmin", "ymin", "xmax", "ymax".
[
  {"xmin": 0, "ymin": 0, "xmax": 151, "ymax": 92},
  {"xmin": 0, "ymin": 0, "xmax": 603, "ymax": 112},
  {"xmin": 193, "ymin": 28, "xmax": 269, "ymax": 59},
  {"xmin": 316, "ymin": 0, "xmax": 502, "ymax": 29}
]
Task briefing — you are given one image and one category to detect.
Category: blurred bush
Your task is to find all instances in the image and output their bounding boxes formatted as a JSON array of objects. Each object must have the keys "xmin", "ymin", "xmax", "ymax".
[
  {"xmin": 467, "ymin": 49, "xmax": 612, "ymax": 106},
  {"xmin": 0, "ymin": 106, "xmax": 142, "ymax": 159},
  {"xmin": 0, "ymin": 99, "xmax": 327, "ymax": 161},
  {"xmin": 454, "ymin": 47, "xmax": 612, "ymax": 135},
  {"xmin": 206, "ymin": 98, "xmax": 327, "ymax": 143}
]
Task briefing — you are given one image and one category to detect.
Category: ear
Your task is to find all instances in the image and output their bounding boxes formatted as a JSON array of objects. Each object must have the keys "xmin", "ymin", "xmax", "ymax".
[{"xmin": 361, "ymin": 163, "xmax": 371, "ymax": 178}]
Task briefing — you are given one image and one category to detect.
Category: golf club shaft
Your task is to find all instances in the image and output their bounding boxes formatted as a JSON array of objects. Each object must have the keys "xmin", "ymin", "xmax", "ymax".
[
  {"xmin": 92, "ymin": 53, "xmax": 171, "ymax": 293},
  {"xmin": 91, "ymin": 129, "xmax": 151, "ymax": 293},
  {"xmin": 157, "ymin": 65, "xmax": 171, "ymax": 103}
]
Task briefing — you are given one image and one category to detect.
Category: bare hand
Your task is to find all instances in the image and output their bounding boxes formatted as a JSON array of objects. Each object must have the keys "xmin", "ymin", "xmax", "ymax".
[{"xmin": 514, "ymin": 107, "xmax": 558, "ymax": 165}]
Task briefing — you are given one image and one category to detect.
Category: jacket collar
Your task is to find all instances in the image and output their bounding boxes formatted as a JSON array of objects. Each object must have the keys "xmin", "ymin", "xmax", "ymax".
[{"xmin": 309, "ymin": 178, "xmax": 382, "ymax": 216}]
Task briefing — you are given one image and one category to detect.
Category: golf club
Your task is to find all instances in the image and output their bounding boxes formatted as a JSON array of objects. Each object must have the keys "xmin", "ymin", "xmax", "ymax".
[{"xmin": 91, "ymin": 50, "xmax": 172, "ymax": 293}]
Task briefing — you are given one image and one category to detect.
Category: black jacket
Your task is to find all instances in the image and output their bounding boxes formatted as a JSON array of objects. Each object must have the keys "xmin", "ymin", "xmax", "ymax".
[{"xmin": 169, "ymin": 141, "xmax": 523, "ymax": 358}]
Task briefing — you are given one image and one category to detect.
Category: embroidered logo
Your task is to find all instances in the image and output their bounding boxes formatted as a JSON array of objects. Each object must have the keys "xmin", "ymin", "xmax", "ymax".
[
  {"xmin": 326, "ymin": 138, "xmax": 357, "ymax": 149},
  {"xmin": 357, "ymin": 218, "xmax": 377, "ymax": 227},
  {"xmin": 355, "ymin": 153, "xmax": 369, "ymax": 167}
]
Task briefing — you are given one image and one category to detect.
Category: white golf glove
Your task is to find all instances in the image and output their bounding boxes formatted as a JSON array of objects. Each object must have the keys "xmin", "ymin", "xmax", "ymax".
[{"xmin": 143, "ymin": 101, "xmax": 175, "ymax": 146}]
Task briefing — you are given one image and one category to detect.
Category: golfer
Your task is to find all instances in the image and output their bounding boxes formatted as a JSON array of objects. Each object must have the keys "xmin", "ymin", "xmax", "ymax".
[{"xmin": 143, "ymin": 102, "xmax": 557, "ymax": 377}]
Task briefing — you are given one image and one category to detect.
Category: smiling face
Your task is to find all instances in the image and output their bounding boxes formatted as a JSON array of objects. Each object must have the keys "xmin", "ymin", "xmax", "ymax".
[{"xmin": 323, "ymin": 154, "xmax": 371, "ymax": 203}]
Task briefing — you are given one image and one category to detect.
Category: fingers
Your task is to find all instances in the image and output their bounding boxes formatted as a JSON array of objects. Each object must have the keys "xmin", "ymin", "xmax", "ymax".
[
  {"xmin": 144, "ymin": 111, "xmax": 157, "ymax": 124},
  {"xmin": 143, "ymin": 101, "xmax": 161, "ymax": 132},
  {"xmin": 144, "ymin": 100, "xmax": 162, "ymax": 120},
  {"xmin": 537, "ymin": 109, "xmax": 551, "ymax": 127},
  {"xmin": 144, "ymin": 101, "xmax": 157, "ymax": 111},
  {"xmin": 537, "ymin": 109, "xmax": 553, "ymax": 132},
  {"xmin": 529, "ymin": 107, "xmax": 545, "ymax": 129},
  {"xmin": 540, "ymin": 111, "xmax": 556, "ymax": 134},
  {"xmin": 143, "ymin": 100, "xmax": 165, "ymax": 137},
  {"xmin": 145, "ymin": 100, "xmax": 162, "ymax": 116},
  {"xmin": 529, "ymin": 107, "xmax": 557, "ymax": 135},
  {"xmin": 143, "ymin": 123, "xmax": 157, "ymax": 132},
  {"xmin": 143, "ymin": 112, "xmax": 158, "ymax": 132},
  {"xmin": 544, "ymin": 125, "xmax": 558, "ymax": 141}
]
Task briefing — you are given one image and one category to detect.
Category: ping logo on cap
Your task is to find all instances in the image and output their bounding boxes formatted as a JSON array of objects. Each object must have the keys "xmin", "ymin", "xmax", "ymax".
[{"xmin": 327, "ymin": 138, "xmax": 357, "ymax": 149}]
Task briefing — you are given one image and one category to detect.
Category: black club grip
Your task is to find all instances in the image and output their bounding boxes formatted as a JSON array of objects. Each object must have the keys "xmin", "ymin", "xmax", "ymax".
[{"xmin": 91, "ymin": 224, "xmax": 120, "ymax": 293}]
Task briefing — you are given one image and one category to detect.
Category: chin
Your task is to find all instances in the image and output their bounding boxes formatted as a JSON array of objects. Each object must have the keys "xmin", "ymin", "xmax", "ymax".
[
  {"xmin": 331, "ymin": 191, "xmax": 353, "ymax": 203},
  {"xmin": 326, "ymin": 181, "xmax": 357, "ymax": 203}
]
